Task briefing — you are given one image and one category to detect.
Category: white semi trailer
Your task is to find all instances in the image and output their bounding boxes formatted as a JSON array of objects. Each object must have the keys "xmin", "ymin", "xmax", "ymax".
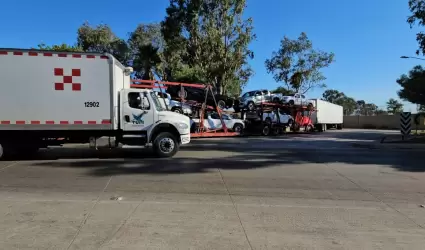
[
  {"xmin": 309, "ymin": 99, "xmax": 343, "ymax": 132},
  {"xmin": 0, "ymin": 49, "xmax": 191, "ymax": 159}
]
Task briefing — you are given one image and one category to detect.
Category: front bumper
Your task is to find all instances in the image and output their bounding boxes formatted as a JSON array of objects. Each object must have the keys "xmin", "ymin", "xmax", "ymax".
[{"xmin": 180, "ymin": 134, "xmax": 191, "ymax": 145}]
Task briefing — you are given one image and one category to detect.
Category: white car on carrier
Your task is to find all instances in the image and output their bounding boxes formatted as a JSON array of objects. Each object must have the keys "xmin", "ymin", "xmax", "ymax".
[
  {"xmin": 191, "ymin": 113, "xmax": 245, "ymax": 133},
  {"xmin": 263, "ymin": 110, "xmax": 294, "ymax": 126}
]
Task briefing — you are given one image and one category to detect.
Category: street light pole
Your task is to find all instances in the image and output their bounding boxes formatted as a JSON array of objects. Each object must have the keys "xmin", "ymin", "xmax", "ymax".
[{"xmin": 400, "ymin": 56, "xmax": 425, "ymax": 61}]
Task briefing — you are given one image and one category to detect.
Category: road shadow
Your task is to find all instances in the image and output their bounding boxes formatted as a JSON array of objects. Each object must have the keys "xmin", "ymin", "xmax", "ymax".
[{"xmin": 27, "ymin": 137, "xmax": 425, "ymax": 174}]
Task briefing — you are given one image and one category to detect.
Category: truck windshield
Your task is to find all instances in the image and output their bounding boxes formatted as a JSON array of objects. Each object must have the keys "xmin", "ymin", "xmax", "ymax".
[{"xmin": 150, "ymin": 92, "xmax": 165, "ymax": 111}]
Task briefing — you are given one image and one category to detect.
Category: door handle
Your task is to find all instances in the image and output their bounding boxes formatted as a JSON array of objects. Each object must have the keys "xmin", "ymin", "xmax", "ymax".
[{"xmin": 124, "ymin": 115, "xmax": 130, "ymax": 122}]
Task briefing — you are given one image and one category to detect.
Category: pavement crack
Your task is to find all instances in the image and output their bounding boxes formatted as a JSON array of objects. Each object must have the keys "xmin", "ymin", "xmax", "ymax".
[
  {"xmin": 324, "ymin": 163, "xmax": 425, "ymax": 230},
  {"xmin": 66, "ymin": 176, "xmax": 113, "ymax": 250},
  {"xmin": 217, "ymin": 169, "xmax": 254, "ymax": 250},
  {"xmin": 0, "ymin": 162, "xmax": 18, "ymax": 172},
  {"xmin": 98, "ymin": 199, "xmax": 144, "ymax": 248}
]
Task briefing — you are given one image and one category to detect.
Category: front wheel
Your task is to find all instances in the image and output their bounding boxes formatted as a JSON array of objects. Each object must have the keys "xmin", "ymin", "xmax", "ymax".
[
  {"xmin": 153, "ymin": 132, "xmax": 180, "ymax": 158},
  {"xmin": 217, "ymin": 100, "xmax": 226, "ymax": 110},
  {"xmin": 0, "ymin": 143, "xmax": 4, "ymax": 160},
  {"xmin": 171, "ymin": 107, "xmax": 183, "ymax": 114},
  {"xmin": 247, "ymin": 101, "xmax": 255, "ymax": 111}
]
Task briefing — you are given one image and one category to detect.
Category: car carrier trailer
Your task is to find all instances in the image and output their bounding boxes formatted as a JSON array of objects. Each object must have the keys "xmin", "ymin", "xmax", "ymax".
[{"xmin": 0, "ymin": 48, "xmax": 191, "ymax": 159}]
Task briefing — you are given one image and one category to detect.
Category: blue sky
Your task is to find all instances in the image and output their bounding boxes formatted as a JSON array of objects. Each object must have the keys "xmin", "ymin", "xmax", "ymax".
[{"xmin": 0, "ymin": 0, "xmax": 422, "ymax": 111}]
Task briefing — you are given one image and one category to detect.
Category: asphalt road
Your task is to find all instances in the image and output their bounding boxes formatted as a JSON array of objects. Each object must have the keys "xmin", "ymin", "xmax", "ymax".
[{"xmin": 1, "ymin": 129, "xmax": 425, "ymax": 250}]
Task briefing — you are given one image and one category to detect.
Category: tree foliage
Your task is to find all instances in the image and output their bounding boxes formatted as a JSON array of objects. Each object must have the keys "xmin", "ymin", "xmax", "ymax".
[
  {"xmin": 77, "ymin": 22, "xmax": 130, "ymax": 64},
  {"xmin": 161, "ymin": 0, "xmax": 255, "ymax": 95},
  {"xmin": 386, "ymin": 98, "xmax": 404, "ymax": 114},
  {"xmin": 356, "ymin": 100, "xmax": 378, "ymax": 116},
  {"xmin": 271, "ymin": 86, "xmax": 294, "ymax": 95},
  {"xmin": 128, "ymin": 23, "xmax": 164, "ymax": 80},
  {"xmin": 36, "ymin": 43, "xmax": 83, "ymax": 52},
  {"xmin": 265, "ymin": 32, "xmax": 334, "ymax": 94},
  {"xmin": 408, "ymin": 0, "xmax": 425, "ymax": 55},
  {"xmin": 397, "ymin": 65, "xmax": 425, "ymax": 105},
  {"xmin": 322, "ymin": 89, "xmax": 356, "ymax": 115}
]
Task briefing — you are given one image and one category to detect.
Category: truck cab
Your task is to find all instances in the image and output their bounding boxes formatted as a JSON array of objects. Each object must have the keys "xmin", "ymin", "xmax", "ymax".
[{"xmin": 118, "ymin": 88, "xmax": 191, "ymax": 157}]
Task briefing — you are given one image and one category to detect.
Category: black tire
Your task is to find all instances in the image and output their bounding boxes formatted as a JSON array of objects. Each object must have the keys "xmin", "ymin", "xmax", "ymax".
[
  {"xmin": 247, "ymin": 101, "xmax": 255, "ymax": 111},
  {"xmin": 217, "ymin": 100, "xmax": 226, "ymax": 109},
  {"xmin": 273, "ymin": 97, "xmax": 280, "ymax": 103},
  {"xmin": 171, "ymin": 107, "xmax": 183, "ymax": 114},
  {"xmin": 262, "ymin": 125, "xmax": 271, "ymax": 136},
  {"xmin": 177, "ymin": 90, "xmax": 187, "ymax": 99},
  {"xmin": 0, "ymin": 143, "xmax": 4, "ymax": 160},
  {"xmin": 233, "ymin": 123, "xmax": 244, "ymax": 133},
  {"xmin": 337, "ymin": 124, "xmax": 343, "ymax": 130},
  {"xmin": 191, "ymin": 122, "xmax": 200, "ymax": 133},
  {"xmin": 152, "ymin": 132, "xmax": 179, "ymax": 158},
  {"xmin": 234, "ymin": 106, "xmax": 241, "ymax": 113},
  {"xmin": 287, "ymin": 119, "xmax": 294, "ymax": 128},
  {"xmin": 225, "ymin": 99, "xmax": 235, "ymax": 108},
  {"xmin": 272, "ymin": 127, "xmax": 279, "ymax": 136},
  {"xmin": 289, "ymin": 100, "xmax": 295, "ymax": 106}
]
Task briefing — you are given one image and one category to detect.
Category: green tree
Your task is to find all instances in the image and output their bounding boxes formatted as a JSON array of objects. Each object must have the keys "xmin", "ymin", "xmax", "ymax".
[
  {"xmin": 77, "ymin": 22, "xmax": 130, "ymax": 64},
  {"xmin": 340, "ymin": 97, "xmax": 357, "ymax": 116},
  {"xmin": 271, "ymin": 86, "xmax": 294, "ymax": 95},
  {"xmin": 322, "ymin": 89, "xmax": 345, "ymax": 103},
  {"xmin": 36, "ymin": 43, "xmax": 83, "ymax": 52},
  {"xmin": 322, "ymin": 89, "xmax": 356, "ymax": 115},
  {"xmin": 128, "ymin": 23, "xmax": 164, "ymax": 80},
  {"xmin": 386, "ymin": 98, "xmax": 404, "ymax": 114},
  {"xmin": 161, "ymin": 0, "xmax": 255, "ymax": 94},
  {"xmin": 265, "ymin": 32, "xmax": 334, "ymax": 94},
  {"xmin": 356, "ymin": 100, "xmax": 378, "ymax": 116},
  {"xmin": 408, "ymin": 0, "xmax": 425, "ymax": 55},
  {"xmin": 376, "ymin": 109, "xmax": 388, "ymax": 115},
  {"xmin": 397, "ymin": 65, "xmax": 425, "ymax": 105}
]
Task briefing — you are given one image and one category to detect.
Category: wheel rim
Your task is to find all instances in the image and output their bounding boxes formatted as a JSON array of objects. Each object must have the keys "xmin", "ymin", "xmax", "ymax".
[
  {"xmin": 234, "ymin": 125, "xmax": 242, "ymax": 132},
  {"xmin": 159, "ymin": 137, "xmax": 175, "ymax": 153},
  {"xmin": 263, "ymin": 126, "xmax": 270, "ymax": 135},
  {"xmin": 218, "ymin": 101, "xmax": 225, "ymax": 109},
  {"xmin": 248, "ymin": 103, "xmax": 254, "ymax": 110}
]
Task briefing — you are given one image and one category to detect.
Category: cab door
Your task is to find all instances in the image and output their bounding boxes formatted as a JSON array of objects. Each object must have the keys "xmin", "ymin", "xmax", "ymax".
[{"xmin": 121, "ymin": 90, "xmax": 154, "ymax": 132}]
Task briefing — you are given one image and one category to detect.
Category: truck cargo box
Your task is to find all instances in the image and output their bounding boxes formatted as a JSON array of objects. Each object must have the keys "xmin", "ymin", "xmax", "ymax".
[
  {"xmin": 310, "ymin": 99, "xmax": 343, "ymax": 125},
  {"xmin": 0, "ymin": 49, "xmax": 129, "ymax": 130}
]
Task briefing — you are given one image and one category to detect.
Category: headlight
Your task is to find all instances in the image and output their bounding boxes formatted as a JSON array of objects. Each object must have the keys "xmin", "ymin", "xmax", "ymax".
[{"xmin": 175, "ymin": 122, "xmax": 189, "ymax": 130}]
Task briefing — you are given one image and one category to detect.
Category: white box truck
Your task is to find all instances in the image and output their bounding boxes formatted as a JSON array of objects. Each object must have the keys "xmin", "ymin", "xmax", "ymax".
[
  {"xmin": 309, "ymin": 99, "xmax": 343, "ymax": 131},
  {"xmin": 0, "ymin": 49, "xmax": 191, "ymax": 159}
]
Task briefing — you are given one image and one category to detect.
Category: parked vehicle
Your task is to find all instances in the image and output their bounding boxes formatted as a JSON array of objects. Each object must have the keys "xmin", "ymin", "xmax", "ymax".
[
  {"xmin": 0, "ymin": 49, "xmax": 191, "ymax": 159},
  {"xmin": 191, "ymin": 112, "xmax": 245, "ymax": 133},
  {"xmin": 166, "ymin": 84, "xmax": 235, "ymax": 109},
  {"xmin": 263, "ymin": 110, "xmax": 294, "ymax": 127},
  {"xmin": 309, "ymin": 99, "xmax": 343, "ymax": 131},
  {"xmin": 239, "ymin": 89, "xmax": 273, "ymax": 111},
  {"xmin": 155, "ymin": 91, "xmax": 193, "ymax": 116},
  {"xmin": 275, "ymin": 93, "xmax": 314, "ymax": 107}
]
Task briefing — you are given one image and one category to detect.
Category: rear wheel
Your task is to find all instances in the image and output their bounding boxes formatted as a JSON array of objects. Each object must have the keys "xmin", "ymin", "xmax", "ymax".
[
  {"xmin": 232, "ymin": 123, "xmax": 244, "ymax": 133},
  {"xmin": 217, "ymin": 100, "xmax": 226, "ymax": 110},
  {"xmin": 262, "ymin": 125, "xmax": 271, "ymax": 136},
  {"xmin": 247, "ymin": 101, "xmax": 255, "ymax": 111},
  {"xmin": 153, "ymin": 132, "xmax": 179, "ymax": 158},
  {"xmin": 0, "ymin": 143, "xmax": 4, "ymax": 160}
]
